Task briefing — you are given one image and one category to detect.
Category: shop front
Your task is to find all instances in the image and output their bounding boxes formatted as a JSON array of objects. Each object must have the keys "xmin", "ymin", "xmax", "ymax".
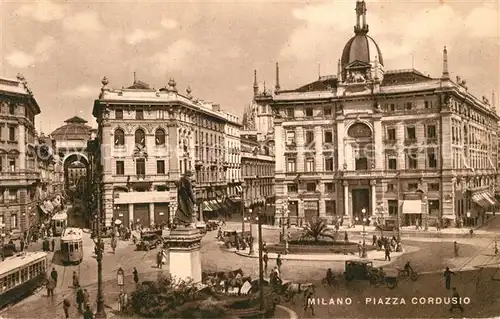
[
  {"xmin": 113, "ymin": 204, "xmax": 129, "ymax": 227},
  {"xmin": 134, "ymin": 203, "xmax": 150, "ymax": 228},
  {"xmin": 303, "ymin": 200, "xmax": 319, "ymax": 224},
  {"xmin": 154, "ymin": 203, "xmax": 169, "ymax": 226},
  {"xmin": 402, "ymin": 200, "xmax": 422, "ymax": 226}
]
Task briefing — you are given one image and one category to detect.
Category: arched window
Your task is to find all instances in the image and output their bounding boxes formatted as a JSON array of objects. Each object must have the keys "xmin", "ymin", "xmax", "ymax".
[
  {"xmin": 135, "ymin": 129, "xmax": 145, "ymax": 147},
  {"xmin": 347, "ymin": 123, "xmax": 372, "ymax": 138},
  {"xmin": 155, "ymin": 129, "xmax": 165, "ymax": 146},
  {"xmin": 114, "ymin": 129, "xmax": 125, "ymax": 146}
]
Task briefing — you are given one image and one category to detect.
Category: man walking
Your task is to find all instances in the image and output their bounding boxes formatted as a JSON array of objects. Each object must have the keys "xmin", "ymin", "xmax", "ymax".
[
  {"xmin": 263, "ymin": 252, "xmax": 269, "ymax": 274},
  {"xmin": 133, "ymin": 267, "xmax": 139, "ymax": 286},
  {"xmin": 449, "ymin": 287, "xmax": 464, "ymax": 313},
  {"xmin": 303, "ymin": 285, "xmax": 315, "ymax": 316},
  {"xmin": 384, "ymin": 245, "xmax": 391, "ymax": 261},
  {"xmin": 63, "ymin": 298, "xmax": 71, "ymax": 319},
  {"xmin": 454, "ymin": 241, "xmax": 459, "ymax": 257},
  {"xmin": 46, "ymin": 277, "xmax": 56, "ymax": 298},
  {"xmin": 372, "ymin": 235, "xmax": 377, "ymax": 247},
  {"xmin": 20, "ymin": 238, "xmax": 25, "ymax": 252},
  {"xmin": 76, "ymin": 286, "xmax": 84, "ymax": 312},
  {"xmin": 51, "ymin": 237, "xmax": 55, "ymax": 252},
  {"xmin": 444, "ymin": 267, "xmax": 455, "ymax": 290},
  {"xmin": 50, "ymin": 267, "xmax": 58, "ymax": 286},
  {"xmin": 72, "ymin": 271, "xmax": 79, "ymax": 288},
  {"xmin": 276, "ymin": 254, "xmax": 282, "ymax": 274}
]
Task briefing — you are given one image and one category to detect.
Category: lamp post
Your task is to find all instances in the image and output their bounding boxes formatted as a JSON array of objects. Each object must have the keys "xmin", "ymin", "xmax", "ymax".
[
  {"xmin": 281, "ymin": 197, "xmax": 289, "ymax": 242},
  {"xmin": 241, "ymin": 182, "xmax": 246, "ymax": 233},
  {"xmin": 247, "ymin": 208, "xmax": 254, "ymax": 255},
  {"xmin": 256, "ymin": 212, "xmax": 264, "ymax": 311},
  {"xmin": 423, "ymin": 195, "xmax": 429, "ymax": 231},
  {"xmin": 396, "ymin": 172, "xmax": 402, "ymax": 250},
  {"xmin": 361, "ymin": 208, "xmax": 367, "ymax": 258}
]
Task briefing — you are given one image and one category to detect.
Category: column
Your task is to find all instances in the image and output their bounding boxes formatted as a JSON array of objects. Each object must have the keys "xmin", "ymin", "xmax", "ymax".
[
  {"xmin": 274, "ymin": 119, "xmax": 284, "ymax": 173},
  {"xmin": 337, "ymin": 120, "xmax": 345, "ymax": 170},
  {"xmin": 167, "ymin": 122, "xmax": 180, "ymax": 181},
  {"xmin": 101, "ymin": 124, "xmax": 113, "ymax": 176},
  {"xmin": 371, "ymin": 180, "xmax": 376, "ymax": 216},
  {"xmin": 18, "ymin": 125, "xmax": 25, "ymax": 170},
  {"xmin": 149, "ymin": 202, "xmax": 155, "ymax": 225},
  {"xmin": 373, "ymin": 117, "xmax": 383, "ymax": 170},
  {"xmin": 344, "ymin": 182, "xmax": 349, "ymax": 216},
  {"xmin": 128, "ymin": 204, "xmax": 134, "ymax": 225}
]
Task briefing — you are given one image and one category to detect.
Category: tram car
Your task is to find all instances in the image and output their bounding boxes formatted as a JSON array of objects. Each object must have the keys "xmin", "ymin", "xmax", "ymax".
[
  {"xmin": 60, "ymin": 227, "xmax": 83, "ymax": 264},
  {"xmin": 0, "ymin": 252, "xmax": 48, "ymax": 308},
  {"xmin": 51, "ymin": 211, "xmax": 68, "ymax": 236}
]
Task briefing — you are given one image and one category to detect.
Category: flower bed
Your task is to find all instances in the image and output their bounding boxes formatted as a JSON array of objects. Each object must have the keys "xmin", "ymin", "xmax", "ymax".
[{"xmin": 267, "ymin": 240, "xmax": 376, "ymax": 254}]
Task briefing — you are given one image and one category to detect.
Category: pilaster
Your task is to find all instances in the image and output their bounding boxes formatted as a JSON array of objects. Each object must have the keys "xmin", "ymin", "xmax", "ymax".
[
  {"xmin": 274, "ymin": 119, "xmax": 284, "ymax": 173},
  {"xmin": 18, "ymin": 125, "xmax": 26, "ymax": 170},
  {"xmin": 337, "ymin": 119, "xmax": 345, "ymax": 170},
  {"xmin": 149, "ymin": 202, "xmax": 155, "ymax": 225},
  {"xmin": 373, "ymin": 117, "xmax": 383, "ymax": 170},
  {"xmin": 128, "ymin": 204, "xmax": 134, "ymax": 225},
  {"xmin": 371, "ymin": 180, "xmax": 376, "ymax": 216},
  {"xmin": 396, "ymin": 124, "xmax": 405, "ymax": 169},
  {"xmin": 314, "ymin": 126, "xmax": 323, "ymax": 171},
  {"xmin": 343, "ymin": 182, "xmax": 349, "ymax": 216},
  {"xmin": 167, "ymin": 121, "xmax": 180, "ymax": 181},
  {"xmin": 296, "ymin": 127, "xmax": 305, "ymax": 172},
  {"xmin": 103, "ymin": 184, "xmax": 114, "ymax": 227}
]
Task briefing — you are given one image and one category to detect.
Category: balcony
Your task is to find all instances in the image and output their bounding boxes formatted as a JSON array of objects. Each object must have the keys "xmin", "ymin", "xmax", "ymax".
[
  {"xmin": 384, "ymin": 139, "xmax": 397, "ymax": 145},
  {"xmin": 0, "ymin": 170, "xmax": 40, "ymax": 181},
  {"xmin": 404, "ymin": 138, "xmax": 417, "ymax": 146},
  {"xmin": 285, "ymin": 142, "xmax": 297, "ymax": 151},
  {"xmin": 195, "ymin": 160, "xmax": 203, "ymax": 168},
  {"xmin": 426, "ymin": 138, "xmax": 438, "ymax": 145}
]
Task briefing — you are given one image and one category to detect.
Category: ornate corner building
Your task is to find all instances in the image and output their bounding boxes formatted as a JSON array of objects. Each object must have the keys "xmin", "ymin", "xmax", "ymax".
[
  {"xmin": 0, "ymin": 75, "xmax": 63, "ymax": 232},
  {"xmin": 92, "ymin": 77, "xmax": 242, "ymax": 227},
  {"xmin": 255, "ymin": 0, "xmax": 499, "ymax": 228}
]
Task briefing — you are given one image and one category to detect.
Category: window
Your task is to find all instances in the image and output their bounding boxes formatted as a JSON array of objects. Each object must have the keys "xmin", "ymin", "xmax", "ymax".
[
  {"xmin": 388, "ymin": 200, "xmax": 398, "ymax": 215},
  {"xmin": 286, "ymin": 131, "xmax": 296, "ymax": 145},
  {"xmin": 428, "ymin": 183, "xmax": 440, "ymax": 191},
  {"xmin": 387, "ymin": 183, "xmax": 395, "ymax": 192},
  {"xmin": 386, "ymin": 128, "xmax": 396, "ymax": 141},
  {"xmin": 406, "ymin": 126, "xmax": 416, "ymax": 140},
  {"xmin": 8, "ymin": 103, "xmax": 14, "ymax": 115},
  {"xmin": 305, "ymin": 158, "xmax": 315, "ymax": 172},
  {"xmin": 325, "ymin": 183, "xmax": 335, "ymax": 193},
  {"xmin": 9, "ymin": 158, "xmax": 15, "ymax": 171},
  {"xmin": 389, "ymin": 103, "xmax": 396, "ymax": 111},
  {"xmin": 286, "ymin": 108, "xmax": 294, "ymax": 118},
  {"xmin": 424, "ymin": 101, "xmax": 432, "ymax": 109},
  {"xmin": 427, "ymin": 148, "xmax": 437, "ymax": 168},
  {"xmin": 115, "ymin": 109, "xmax": 123, "ymax": 119},
  {"xmin": 405, "ymin": 102, "xmax": 413, "ymax": 110},
  {"xmin": 286, "ymin": 158, "xmax": 296, "ymax": 172},
  {"xmin": 155, "ymin": 129, "xmax": 165, "ymax": 146},
  {"xmin": 429, "ymin": 200, "xmax": 440, "ymax": 215},
  {"xmin": 135, "ymin": 129, "xmax": 145, "ymax": 147},
  {"xmin": 426, "ymin": 125, "xmax": 436, "ymax": 138},
  {"xmin": 407, "ymin": 149, "xmax": 418, "ymax": 169},
  {"xmin": 114, "ymin": 129, "xmax": 125, "ymax": 146},
  {"xmin": 388, "ymin": 155, "xmax": 397, "ymax": 170},
  {"xmin": 287, "ymin": 184, "xmax": 298, "ymax": 193},
  {"xmin": 323, "ymin": 107, "xmax": 332, "ymax": 116},
  {"xmin": 325, "ymin": 157, "xmax": 334, "ymax": 171},
  {"xmin": 306, "ymin": 183, "xmax": 316, "ymax": 192},
  {"xmin": 136, "ymin": 158, "xmax": 146, "ymax": 178},
  {"xmin": 157, "ymin": 160, "xmax": 165, "ymax": 174},
  {"xmin": 136, "ymin": 109, "xmax": 144, "ymax": 120},
  {"xmin": 305, "ymin": 131, "xmax": 314, "ymax": 145},
  {"xmin": 407, "ymin": 183, "xmax": 418, "ymax": 191},
  {"xmin": 325, "ymin": 200, "xmax": 336, "ymax": 216},
  {"xmin": 8, "ymin": 190, "xmax": 17, "ymax": 202},
  {"xmin": 115, "ymin": 161, "xmax": 124, "ymax": 175},
  {"xmin": 324, "ymin": 131, "xmax": 333, "ymax": 143},
  {"xmin": 9, "ymin": 127, "xmax": 15, "ymax": 141},
  {"xmin": 305, "ymin": 108, "xmax": 313, "ymax": 117}
]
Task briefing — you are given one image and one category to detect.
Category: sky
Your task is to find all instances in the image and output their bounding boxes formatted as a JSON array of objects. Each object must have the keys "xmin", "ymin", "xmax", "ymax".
[{"xmin": 0, "ymin": 0, "xmax": 498, "ymax": 134}]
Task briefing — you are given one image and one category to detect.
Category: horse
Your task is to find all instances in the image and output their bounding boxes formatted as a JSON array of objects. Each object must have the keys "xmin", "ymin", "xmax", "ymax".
[{"xmin": 282, "ymin": 282, "xmax": 315, "ymax": 303}]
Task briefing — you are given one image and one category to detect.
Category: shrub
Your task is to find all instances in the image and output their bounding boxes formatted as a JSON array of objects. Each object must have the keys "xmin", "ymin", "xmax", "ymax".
[{"xmin": 301, "ymin": 219, "xmax": 338, "ymax": 242}]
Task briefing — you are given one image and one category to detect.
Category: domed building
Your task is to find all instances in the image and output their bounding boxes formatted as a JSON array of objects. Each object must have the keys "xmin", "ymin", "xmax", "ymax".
[{"xmin": 255, "ymin": 0, "xmax": 499, "ymax": 229}]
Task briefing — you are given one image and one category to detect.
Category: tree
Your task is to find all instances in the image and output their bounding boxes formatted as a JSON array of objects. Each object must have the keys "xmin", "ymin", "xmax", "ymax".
[{"xmin": 301, "ymin": 219, "xmax": 338, "ymax": 242}]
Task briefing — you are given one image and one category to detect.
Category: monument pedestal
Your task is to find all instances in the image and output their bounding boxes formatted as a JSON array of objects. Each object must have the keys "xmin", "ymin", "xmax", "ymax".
[{"xmin": 164, "ymin": 227, "xmax": 203, "ymax": 283}]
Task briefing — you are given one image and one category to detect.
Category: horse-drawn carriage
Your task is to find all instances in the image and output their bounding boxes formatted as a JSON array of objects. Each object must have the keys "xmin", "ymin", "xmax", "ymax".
[{"xmin": 268, "ymin": 272, "xmax": 314, "ymax": 304}]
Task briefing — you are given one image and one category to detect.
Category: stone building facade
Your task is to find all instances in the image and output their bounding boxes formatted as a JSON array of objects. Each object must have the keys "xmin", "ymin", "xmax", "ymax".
[
  {"xmin": 93, "ymin": 77, "xmax": 241, "ymax": 227},
  {"xmin": 256, "ymin": 0, "xmax": 499, "ymax": 228}
]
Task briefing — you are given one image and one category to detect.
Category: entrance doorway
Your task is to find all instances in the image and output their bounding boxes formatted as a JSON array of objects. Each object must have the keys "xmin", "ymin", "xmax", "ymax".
[{"xmin": 352, "ymin": 188, "xmax": 370, "ymax": 224}]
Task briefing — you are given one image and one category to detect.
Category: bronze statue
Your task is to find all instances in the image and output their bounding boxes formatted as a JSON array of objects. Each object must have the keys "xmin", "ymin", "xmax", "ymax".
[{"xmin": 173, "ymin": 171, "xmax": 196, "ymax": 228}]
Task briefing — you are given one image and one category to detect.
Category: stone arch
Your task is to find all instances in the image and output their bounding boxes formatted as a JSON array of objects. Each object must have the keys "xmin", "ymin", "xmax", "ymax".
[
  {"xmin": 346, "ymin": 121, "xmax": 373, "ymax": 138},
  {"xmin": 134, "ymin": 127, "xmax": 146, "ymax": 146},
  {"xmin": 62, "ymin": 152, "xmax": 89, "ymax": 166}
]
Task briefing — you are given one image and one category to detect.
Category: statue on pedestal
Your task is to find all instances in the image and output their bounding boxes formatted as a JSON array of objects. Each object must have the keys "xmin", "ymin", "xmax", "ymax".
[{"xmin": 173, "ymin": 170, "xmax": 196, "ymax": 228}]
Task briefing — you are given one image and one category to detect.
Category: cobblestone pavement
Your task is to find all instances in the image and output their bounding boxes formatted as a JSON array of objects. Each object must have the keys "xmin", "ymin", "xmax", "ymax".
[{"xmin": 2, "ymin": 219, "xmax": 498, "ymax": 318}]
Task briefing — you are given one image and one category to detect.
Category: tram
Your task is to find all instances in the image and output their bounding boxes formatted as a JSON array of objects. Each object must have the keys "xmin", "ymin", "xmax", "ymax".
[
  {"xmin": 51, "ymin": 211, "xmax": 68, "ymax": 236},
  {"xmin": 0, "ymin": 252, "xmax": 48, "ymax": 308},
  {"xmin": 60, "ymin": 227, "xmax": 83, "ymax": 264}
]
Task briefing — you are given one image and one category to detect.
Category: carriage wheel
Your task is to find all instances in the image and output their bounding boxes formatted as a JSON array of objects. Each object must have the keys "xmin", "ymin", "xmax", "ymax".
[
  {"xmin": 271, "ymin": 293, "xmax": 281, "ymax": 305},
  {"xmin": 398, "ymin": 270, "xmax": 406, "ymax": 279},
  {"xmin": 370, "ymin": 275, "xmax": 381, "ymax": 287},
  {"xmin": 386, "ymin": 280, "xmax": 397, "ymax": 289},
  {"xmin": 284, "ymin": 291, "xmax": 292, "ymax": 302},
  {"xmin": 410, "ymin": 272, "xmax": 419, "ymax": 281}
]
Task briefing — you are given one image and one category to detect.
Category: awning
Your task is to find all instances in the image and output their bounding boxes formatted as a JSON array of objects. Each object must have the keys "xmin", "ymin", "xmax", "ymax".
[
  {"xmin": 210, "ymin": 200, "xmax": 221, "ymax": 211},
  {"xmin": 38, "ymin": 205, "xmax": 50, "ymax": 215},
  {"xmin": 45, "ymin": 201, "xmax": 54, "ymax": 212},
  {"xmin": 230, "ymin": 196, "xmax": 242, "ymax": 202},
  {"xmin": 235, "ymin": 186, "xmax": 242, "ymax": 193},
  {"xmin": 483, "ymin": 192, "xmax": 498, "ymax": 206},
  {"xmin": 202, "ymin": 201, "xmax": 213, "ymax": 211},
  {"xmin": 215, "ymin": 190, "xmax": 225, "ymax": 197},
  {"xmin": 473, "ymin": 192, "xmax": 491, "ymax": 209},
  {"xmin": 402, "ymin": 200, "xmax": 421, "ymax": 214}
]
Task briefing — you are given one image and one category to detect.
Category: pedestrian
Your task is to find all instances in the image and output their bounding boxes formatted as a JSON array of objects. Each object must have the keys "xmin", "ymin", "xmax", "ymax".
[
  {"xmin": 20, "ymin": 238, "xmax": 25, "ymax": 252},
  {"xmin": 83, "ymin": 288, "xmax": 90, "ymax": 308},
  {"xmin": 46, "ymin": 276, "xmax": 56, "ymax": 297},
  {"xmin": 51, "ymin": 237, "xmax": 55, "ymax": 252},
  {"xmin": 157, "ymin": 251, "xmax": 163, "ymax": 269},
  {"xmin": 133, "ymin": 267, "xmax": 139, "ymax": 286},
  {"xmin": 63, "ymin": 298, "xmax": 71, "ymax": 319},
  {"xmin": 344, "ymin": 231, "xmax": 349, "ymax": 242},
  {"xmin": 263, "ymin": 252, "xmax": 269, "ymax": 274},
  {"xmin": 276, "ymin": 253, "xmax": 282, "ymax": 273},
  {"xmin": 469, "ymin": 228, "xmax": 474, "ymax": 238},
  {"xmin": 83, "ymin": 305, "xmax": 94, "ymax": 319},
  {"xmin": 454, "ymin": 241, "xmax": 459, "ymax": 257},
  {"xmin": 303, "ymin": 285, "xmax": 315, "ymax": 316},
  {"xmin": 444, "ymin": 267, "xmax": 455, "ymax": 290},
  {"xmin": 72, "ymin": 271, "xmax": 79, "ymax": 288},
  {"xmin": 449, "ymin": 287, "xmax": 464, "ymax": 313},
  {"xmin": 357, "ymin": 241, "xmax": 362, "ymax": 257},
  {"xmin": 51, "ymin": 267, "xmax": 58, "ymax": 285},
  {"xmin": 384, "ymin": 246, "xmax": 391, "ymax": 261},
  {"xmin": 76, "ymin": 286, "xmax": 84, "ymax": 312},
  {"xmin": 372, "ymin": 234, "xmax": 377, "ymax": 246}
]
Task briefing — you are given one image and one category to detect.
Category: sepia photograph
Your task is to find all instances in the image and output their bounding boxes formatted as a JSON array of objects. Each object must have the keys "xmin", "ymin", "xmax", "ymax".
[{"xmin": 0, "ymin": 0, "xmax": 499, "ymax": 318}]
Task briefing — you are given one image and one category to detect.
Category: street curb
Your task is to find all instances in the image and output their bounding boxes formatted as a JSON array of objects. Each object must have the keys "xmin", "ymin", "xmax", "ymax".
[{"xmin": 276, "ymin": 305, "xmax": 299, "ymax": 319}]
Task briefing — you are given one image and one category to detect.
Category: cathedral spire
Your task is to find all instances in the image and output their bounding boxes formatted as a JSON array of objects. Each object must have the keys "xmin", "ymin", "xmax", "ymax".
[
  {"xmin": 354, "ymin": 0, "xmax": 369, "ymax": 35},
  {"xmin": 275, "ymin": 62, "xmax": 281, "ymax": 93},
  {"xmin": 253, "ymin": 69, "xmax": 258, "ymax": 96},
  {"xmin": 442, "ymin": 46, "xmax": 449, "ymax": 80}
]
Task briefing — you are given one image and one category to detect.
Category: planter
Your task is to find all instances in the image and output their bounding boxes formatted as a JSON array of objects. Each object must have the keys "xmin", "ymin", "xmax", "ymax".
[{"xmin": 267, "ymin": 241, "xmax": 374, "ymax": 254}]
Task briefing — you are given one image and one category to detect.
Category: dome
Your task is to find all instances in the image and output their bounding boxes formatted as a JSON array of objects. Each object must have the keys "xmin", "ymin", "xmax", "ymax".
[
  {"xmin": 341, "ymin": 34, "xmax": 383, "ymax": 68},
  {"xmin": 51, "ymin": 116, "xmax": 93, "ymax": 141}
]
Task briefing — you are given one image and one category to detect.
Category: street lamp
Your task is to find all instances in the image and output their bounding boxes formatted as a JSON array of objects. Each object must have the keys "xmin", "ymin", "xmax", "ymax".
[
  {"xmin": 423, "ymin": 195, "xmax": 429, "ymax": 231},
  {"xmin": 361, "ymin": 208, "xmax": 367, "ymax": 258},
  {"xmin": 248, "ymin": 208, "xmax": 254, "ymax": 255},
  {"xmin": 256, "ymin": 212, "xmax": 265, "ymax": 311},
  {"xmin": 241, "ymin": 182, "xmax": 246, "ymax": 233}
]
